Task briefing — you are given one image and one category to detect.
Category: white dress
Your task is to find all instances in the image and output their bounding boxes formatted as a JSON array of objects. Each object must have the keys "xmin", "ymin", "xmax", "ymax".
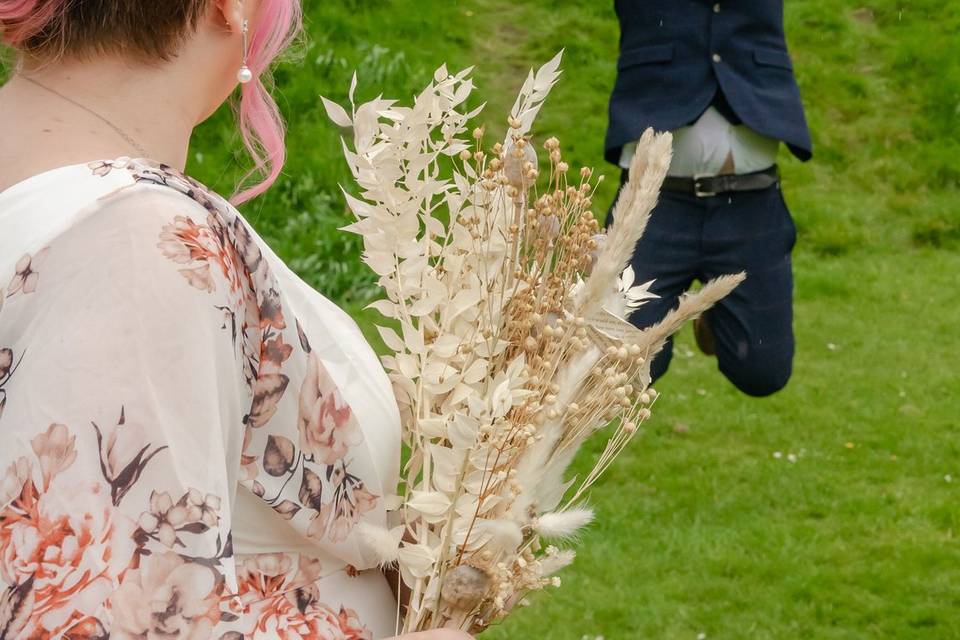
[{"xmin": 0, "ymin": 158, "xmax": 401, "ymax": 639}]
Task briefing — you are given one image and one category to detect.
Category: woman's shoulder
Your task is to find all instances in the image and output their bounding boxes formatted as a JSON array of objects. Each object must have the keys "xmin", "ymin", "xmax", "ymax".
[
  {"xmin": 0, "ymin": 157, "xmax": 235, "ymax": 254},
  {"xmin": 0, "ymin": 157, "xmax": 261, "ymax": 281},
  {"xmin": 89, "ymin": 157, "xmax": 240, "ymax": 228},
  {"xmin": 0, "ymin": 157, "xmax": 278, "ymax": 340}
]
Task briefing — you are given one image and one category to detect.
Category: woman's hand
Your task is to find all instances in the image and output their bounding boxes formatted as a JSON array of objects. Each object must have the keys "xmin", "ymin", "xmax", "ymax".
[{"xmin": 386, "ymin": 632, "xmax": 473, "ymax": 640}]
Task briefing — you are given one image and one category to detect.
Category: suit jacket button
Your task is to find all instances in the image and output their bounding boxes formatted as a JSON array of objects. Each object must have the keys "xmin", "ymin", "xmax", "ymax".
[{"xmin": 712, "ymin": 53, "xmax": 722, "ymax": 63}]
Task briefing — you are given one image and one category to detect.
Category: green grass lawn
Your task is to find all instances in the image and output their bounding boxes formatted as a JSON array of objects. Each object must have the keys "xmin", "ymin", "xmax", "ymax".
[
  {"xmin": 211, "ymin": 2, "xmax": 956, "ymax": 638},
  {"xmin": 7, "ymin": 0, "xmax": 958, "ymax": 637}
]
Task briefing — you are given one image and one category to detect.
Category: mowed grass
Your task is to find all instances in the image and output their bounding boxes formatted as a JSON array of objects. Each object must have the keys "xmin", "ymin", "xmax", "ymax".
[
  {"xmin": 218, "ymin": 1, "xmax": 957, "ymax": 638},
  {"xmin": 5, "ymin": 0, "xmax": 958, "ymax": 637}
]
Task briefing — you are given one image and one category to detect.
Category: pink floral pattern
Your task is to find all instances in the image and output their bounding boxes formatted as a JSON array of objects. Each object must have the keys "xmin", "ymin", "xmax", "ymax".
[
  {"xmin": 0, "ymin": 423, "xmax": 373, "ymax": 638},
  {"xmin": 110, "ymin": 551, "xmax": 221, "ymax": 639},
  {"xmin": 231, "ymin": 554, "xmax": 373, "ymax": 640},
  {"xmin": 0, "ymin": 424, "xmax": 140, "ymax": 638},
  {"xmin": 0, "ymin": 160, "xmax": 391, "ymax": 638},
  {"xmin": 299, "ymin": 349, "xmax": 363, "ymax": 466},
  {"xmin": 137, "ymin": 161, "xmax": 379, "ymax": 548}
]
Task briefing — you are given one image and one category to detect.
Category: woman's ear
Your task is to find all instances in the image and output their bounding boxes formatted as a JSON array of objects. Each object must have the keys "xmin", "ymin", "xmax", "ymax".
[{"xmin": 212, "ymin": 0, "xmax": 245, "ymax": 34}]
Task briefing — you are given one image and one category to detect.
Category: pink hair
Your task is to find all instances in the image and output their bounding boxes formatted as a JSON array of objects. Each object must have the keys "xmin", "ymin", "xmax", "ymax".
[
  {"xmin": 233, "ymin": 0, "xmax": 302, "ymax": 204},
  {"xmin": 0, "ymin": 0, "xmax": 57, "ymax": 46},
  {"xmin": 0, "ymin": 0, "xmax": 301, "ymax": 204}
]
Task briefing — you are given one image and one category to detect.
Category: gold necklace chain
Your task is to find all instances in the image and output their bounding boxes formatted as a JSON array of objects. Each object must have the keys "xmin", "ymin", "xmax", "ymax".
[{"xmin": 19, "ymin": 75, "xmax": 151, "ymax": 159}]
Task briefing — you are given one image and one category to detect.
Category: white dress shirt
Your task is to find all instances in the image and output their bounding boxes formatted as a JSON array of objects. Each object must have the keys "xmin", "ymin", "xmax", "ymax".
[{"xmin": 619, "ymin": 106, "xmax": 779, "ymax": 177}]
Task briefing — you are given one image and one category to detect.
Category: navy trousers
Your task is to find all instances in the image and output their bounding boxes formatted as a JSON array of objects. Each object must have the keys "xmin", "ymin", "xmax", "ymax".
[{"xmin": 610, "ymin": 171, "xmax": 797, "ymax": 396}]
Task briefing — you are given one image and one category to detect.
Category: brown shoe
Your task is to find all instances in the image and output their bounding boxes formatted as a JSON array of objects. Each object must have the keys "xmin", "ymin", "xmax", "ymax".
[{"xmin": 693, "ymin": 315, "xmax": 716, "ymax": 356}]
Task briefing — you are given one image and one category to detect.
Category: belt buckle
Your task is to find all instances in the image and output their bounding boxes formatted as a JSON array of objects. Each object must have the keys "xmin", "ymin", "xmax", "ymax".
[{"xmin": 693, "ymin": 173, "xmax": 717, "ymax": 198}]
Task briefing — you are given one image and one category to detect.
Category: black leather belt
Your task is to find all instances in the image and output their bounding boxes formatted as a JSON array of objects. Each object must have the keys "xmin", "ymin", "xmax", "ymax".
[{"xmin": 662, "ymin": 165, "xmax": 780, "ymax": 198}]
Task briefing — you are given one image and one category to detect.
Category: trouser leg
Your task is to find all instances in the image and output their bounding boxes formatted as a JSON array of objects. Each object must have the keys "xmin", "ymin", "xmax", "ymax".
[{"xmin": 700, "ymin": 185, "xmax": 797, "ymax": 396}]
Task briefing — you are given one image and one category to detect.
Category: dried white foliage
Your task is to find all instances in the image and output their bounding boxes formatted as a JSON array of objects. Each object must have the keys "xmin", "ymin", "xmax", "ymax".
[{"xmin": 325, "ymin": 51, "xmax": 743, "ymax": 633}]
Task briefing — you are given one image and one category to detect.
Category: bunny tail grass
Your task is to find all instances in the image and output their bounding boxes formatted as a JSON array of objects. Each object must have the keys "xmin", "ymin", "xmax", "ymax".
[
  {"xmin": 535, "ymin": 507, "xmax": 595, "ymax": 540},
  {"xmin": 356, "ymin": 521, "xmax": 403, "ymax": 566}
]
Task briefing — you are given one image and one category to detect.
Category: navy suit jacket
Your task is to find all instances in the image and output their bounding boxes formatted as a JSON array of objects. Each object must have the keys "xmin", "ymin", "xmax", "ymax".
[{"xmin": 605, "ymin": 0, "xmax": 812, "ymax": 165}]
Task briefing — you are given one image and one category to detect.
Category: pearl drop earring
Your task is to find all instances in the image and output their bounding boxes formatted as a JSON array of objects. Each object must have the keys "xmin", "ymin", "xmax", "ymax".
[{"xmin": 237, "ymin": 19, "xmax": 253, "ymax": 84}]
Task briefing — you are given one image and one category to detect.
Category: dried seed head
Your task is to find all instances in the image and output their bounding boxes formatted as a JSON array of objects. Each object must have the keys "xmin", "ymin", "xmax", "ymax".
[
  {"xmin": 503, "ymin": 139, "xmax": 539, "ymax": 189},
  {"xmin": 443, "ymin": 565, "xmax": 493, "ymax": 611}
]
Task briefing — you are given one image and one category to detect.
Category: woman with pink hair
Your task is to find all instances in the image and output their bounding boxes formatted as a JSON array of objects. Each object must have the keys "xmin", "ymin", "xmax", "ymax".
[{"xmin": 0, "ymin": 2, "xmax": 468, "ymax": 639}]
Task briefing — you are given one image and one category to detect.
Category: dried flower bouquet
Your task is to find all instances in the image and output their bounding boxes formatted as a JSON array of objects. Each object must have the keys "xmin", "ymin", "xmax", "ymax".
[{"xmin": 323, "ymin": 53, "xmax": 743, "ymax": 634}]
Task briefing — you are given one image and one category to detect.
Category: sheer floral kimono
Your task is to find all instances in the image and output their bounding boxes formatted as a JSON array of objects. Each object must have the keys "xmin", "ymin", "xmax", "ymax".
[{"xmin": 0, "ymin": 158, "xmax": 401, "ymax": 639}]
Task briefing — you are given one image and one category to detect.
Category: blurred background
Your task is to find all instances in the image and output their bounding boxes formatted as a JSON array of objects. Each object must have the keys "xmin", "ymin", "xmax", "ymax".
[{"xmin": 9, "ymin": 1, "xmax": 959, "ymax": 637}]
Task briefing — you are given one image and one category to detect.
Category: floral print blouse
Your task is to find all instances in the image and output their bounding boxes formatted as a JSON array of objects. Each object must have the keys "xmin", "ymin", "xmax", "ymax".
[{"xmin": 0, "ymin": 159, "xmax": 401, "ymax": 639}]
